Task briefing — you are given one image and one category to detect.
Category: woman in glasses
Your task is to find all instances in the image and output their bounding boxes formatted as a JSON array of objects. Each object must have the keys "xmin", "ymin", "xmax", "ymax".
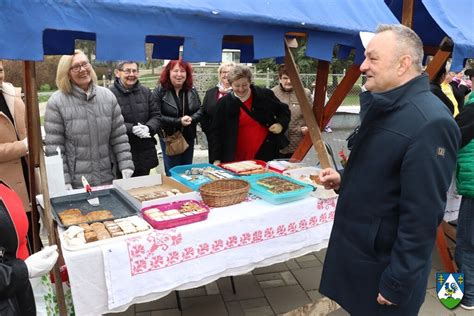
[
  {"xmin": 109, "ymin": 61, "xmax": 160, "ymax": 177},
  {"xmin": 201, "ymin": 62, "xmax": 235, "ymax": 163},
  {"xmin": 44, "ymin": 50, "xmax": 134, "ymax": 189}
]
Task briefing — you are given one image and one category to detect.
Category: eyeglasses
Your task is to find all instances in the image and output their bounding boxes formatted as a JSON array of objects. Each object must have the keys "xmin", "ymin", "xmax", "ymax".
[
  {"xmin": 70, "ymin": 62, "xmax": 90, "ymax": 73},
  {"xmin": 120, "ymin": 69, "xmax": 139, "ymax": 75}
]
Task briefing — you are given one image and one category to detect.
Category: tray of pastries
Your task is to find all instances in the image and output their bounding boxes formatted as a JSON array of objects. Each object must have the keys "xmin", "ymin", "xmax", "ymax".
[
  {"xmin": 51, "ymin": 188, "xmax": 139, "ymax": 227},
  {"xmin": 61, "ymin": 215, "xmax": 152, "ymax": 250},
  {"xmin": 127, "ymin": 186, "xmax": 182, "ymax": 202},
  {"xmin": 170, "ymin": 163, "xmax": 234, "ymax": 190},
  {"xmin": 141, "ymin": 199, "xmax": 209, "ymax": 229},
  {"xmin": 248, "ymin": 174, "xmax": 313, "ymax": 204},
  {"xmin": 218, "ymin": 160, "xmax": 267, "ymax": 175}
]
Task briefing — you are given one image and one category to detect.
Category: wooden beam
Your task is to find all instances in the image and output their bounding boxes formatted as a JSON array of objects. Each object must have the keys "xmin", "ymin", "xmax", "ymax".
[
  {"xmin": 313, "ymin": 61, "xmax": 329, "ymax": 127},
  {"xmin": 283, "ymin": 39, "xmax": 331, "ymax": 168},
  {"xmin": 425, "ymin": 49, "xmax": 451, "ymax": 81},
  {"xmin": 222, "ymin": 35, "xmax": 253, "ymax": 45},
  {"xmin": 322, "ymin": 65, "xmax": 361, "ymax": 129},
  {"xmin": 23, "ymin": 62, "xmax": 41, "ymax": 252},
  {"xmin": 402, "ymin": 0, "xmax": 414, "ymax": 28},
  {"xmin": 23, "ymin": 61, "xmax": 68, "ymax": 315},
  {"xmin": 436, "ymin": 225, "xmax": 456, "ymax": 272},
  {"xmin": 292, "ymin": 64, "xmax": 361, "ymax": 161}
]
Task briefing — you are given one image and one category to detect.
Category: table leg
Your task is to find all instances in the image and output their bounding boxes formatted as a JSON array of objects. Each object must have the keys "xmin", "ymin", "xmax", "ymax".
[
  {"xmin": 230, "ymin": 276, "xmax": 236, "ymax": 294},
  {"xmin": 175, "ymin": 290, "xmax": 182, "ymax": 311}
]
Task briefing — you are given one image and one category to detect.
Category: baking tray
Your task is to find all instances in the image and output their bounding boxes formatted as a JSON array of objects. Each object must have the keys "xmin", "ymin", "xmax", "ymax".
[{"xmin": 50, "ymin": 188, "xmax": 140, "ymax": 227}]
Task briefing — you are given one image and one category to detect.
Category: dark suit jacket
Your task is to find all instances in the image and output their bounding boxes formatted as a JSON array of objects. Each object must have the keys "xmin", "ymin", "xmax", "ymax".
[{"xmin": 320, "ymin": 75, "xmax": 460, "ymax": 315}]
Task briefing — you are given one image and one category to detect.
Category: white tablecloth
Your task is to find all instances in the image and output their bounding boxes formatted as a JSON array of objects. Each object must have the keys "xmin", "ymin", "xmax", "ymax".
[{"xmin": 60, "ymin": 194, "xmax": 337, "ymax": 315}]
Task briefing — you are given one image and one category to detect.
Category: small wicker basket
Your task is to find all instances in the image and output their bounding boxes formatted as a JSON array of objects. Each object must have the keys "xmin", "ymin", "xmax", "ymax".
[{"xmin": 199, "ymin": 179, "xmax": 250, "ymax": 207}]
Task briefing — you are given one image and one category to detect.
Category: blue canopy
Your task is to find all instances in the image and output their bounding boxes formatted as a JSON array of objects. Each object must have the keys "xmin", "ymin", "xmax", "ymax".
[
  {"xmin": 0, "ymin": 0, "xmax": 397, "ymax": 63},
  {"xmin": 385, "ymin": 0, "xmax": 474, "ymax": 71}
]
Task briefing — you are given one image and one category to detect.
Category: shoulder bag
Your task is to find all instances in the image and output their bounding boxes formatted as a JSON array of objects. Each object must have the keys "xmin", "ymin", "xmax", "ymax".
[{"xmin": 164, "ymin": 93, "xmax": 189, "ymax": 156}]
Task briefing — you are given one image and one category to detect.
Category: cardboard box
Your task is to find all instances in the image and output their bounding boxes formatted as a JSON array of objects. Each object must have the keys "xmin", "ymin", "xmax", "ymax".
[{"xmin": 113, "ymin": 174, "xmax": 199, "ymax": 209}]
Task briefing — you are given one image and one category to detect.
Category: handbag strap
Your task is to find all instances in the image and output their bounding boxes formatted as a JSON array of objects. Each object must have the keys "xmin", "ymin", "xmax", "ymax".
[{"xmin": 236, "ymin": 98, "xmax": 266, "ymax": 128}]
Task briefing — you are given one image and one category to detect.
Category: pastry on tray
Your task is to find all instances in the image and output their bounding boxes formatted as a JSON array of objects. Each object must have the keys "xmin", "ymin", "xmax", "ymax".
[
  {"xmin": 222, "ymin": 160, "xmax": 265, "ymax": 174},
  {"xmin": 256, "ymin": 176, "xmax": 304, "ymax": 194},
  {"xmin": 59, "ymin": 211, "xmax": 88, "ymax": 226},
  {"xmin": 86, "ymin": 210, "xmax": 114, "ymax": 222}
]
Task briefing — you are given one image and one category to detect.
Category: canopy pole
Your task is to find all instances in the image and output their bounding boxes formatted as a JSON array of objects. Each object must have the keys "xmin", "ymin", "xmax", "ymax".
[
  {"xmin": 23, "ymin": 61, "xmax": 41, "ymax": 252},
  {"xmin": 284, "ymin": 39, "xmax": 331, "ymax": 168},
  {"xmin": 402, "ymin": 0, "xmax": 414, "ymax": 28},
  {"xmin": 313, "ymin": 61, "xmax": 329, "ymax": 127},
  {"xmin": 322, "ymin": 65, "xmax": 361, "ymax": 129},
  {"xmin": 292, "ymin": 64, "xmax": 361, "ymax": 161},
  {"xmin": 22, "ymin": 61, "xmax": 68, "ymax": 316}
]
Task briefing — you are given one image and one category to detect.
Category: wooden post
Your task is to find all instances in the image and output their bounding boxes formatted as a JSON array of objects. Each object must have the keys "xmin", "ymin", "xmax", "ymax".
[
  {"xmin": 283, "ymin": 39, "xmax": 331, "ymax": 168},
  {"xmin": 23, "ymin": 61, "xmax": 42, "ymax": 253},
  {"xmin": 292, "ymin": 64, "xmax": 361, "ymax": 161},
  {"xmin": 424, "ymin": 37, "xmax": 453, "ymax": 81},
  {"xmin": 313, "ymin": 61, "xmax": 329, "ymax": 127},
  {"xmin": 322, "ymin": 65, "xmax": 361, "ymax": 129},
  {"xmin": 436, "ymin": 225, "xmax": 456, "ymax": 272},
  {"xmin": 22, "ymin": 61, "xmax": 68, "ymax": 316},
  {"xmin": 401, "ymin": 0, "xmax": 414, "ymax": 28}
]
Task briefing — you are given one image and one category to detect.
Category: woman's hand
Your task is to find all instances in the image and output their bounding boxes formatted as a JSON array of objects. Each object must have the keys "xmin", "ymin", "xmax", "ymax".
[
  {"xmin": 301, "ymin": 126, "xmax": 308, "ymax": 135},
  {"xmin": 181, "ymin": 115, "xmax": 192, "ymax": 126}
]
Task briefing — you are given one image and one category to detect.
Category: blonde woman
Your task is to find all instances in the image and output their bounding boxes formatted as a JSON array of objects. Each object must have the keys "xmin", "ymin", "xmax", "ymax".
[
  {"xmin": 44, "ymin": 50, "xmax": 134, "ymax": 189},
  {"xmin": 201, "ymin": 62, "xmax": 235, "ymax": 162}
]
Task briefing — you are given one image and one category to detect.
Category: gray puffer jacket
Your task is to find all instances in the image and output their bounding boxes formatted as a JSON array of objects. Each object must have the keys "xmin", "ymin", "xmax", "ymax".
[{"xmin": 44, "ymin": 84, "xmax": 134, "ymax": 188}]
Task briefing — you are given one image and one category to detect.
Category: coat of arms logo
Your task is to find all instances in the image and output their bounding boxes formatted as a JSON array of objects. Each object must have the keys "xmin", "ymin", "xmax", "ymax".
[{"xmin": 436, "ymin": 272, "xmax": 464, "ymax": 309}]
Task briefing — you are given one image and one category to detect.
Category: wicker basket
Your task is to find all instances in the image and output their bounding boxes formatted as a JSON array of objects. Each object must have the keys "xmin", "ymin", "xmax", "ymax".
[{"xmin": 199, "ymin": 179, "xmax": 250, "ymax": 207}]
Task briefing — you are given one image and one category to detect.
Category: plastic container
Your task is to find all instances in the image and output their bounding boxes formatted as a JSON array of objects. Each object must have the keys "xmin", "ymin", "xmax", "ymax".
[
  {"xmin": 141, "ymin": 200, "xmax": 210, "ymax": 229},
  {"xmin": 170, "ymin": 163, "xmax": 234, "ymax": 190},
  {"xmin": 248, "ymin": 173, "xmax": 313, "ymax": 204},
  {"xmin": 267, "ymin": 159, "xmax": 305, "ymax": 174},
  {"xmin": 218, "ymin": 160, "xmax": 267, "ymax": 175},
  {"xmin": 283, "ymin": 166, "xmax": 323, "ymax": 188}
]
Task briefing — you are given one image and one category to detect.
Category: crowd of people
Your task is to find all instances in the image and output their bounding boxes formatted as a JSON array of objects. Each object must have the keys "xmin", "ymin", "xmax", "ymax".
[{"xmin": 1, "ymin": 22, "xmax": 473, "ymax": 313}]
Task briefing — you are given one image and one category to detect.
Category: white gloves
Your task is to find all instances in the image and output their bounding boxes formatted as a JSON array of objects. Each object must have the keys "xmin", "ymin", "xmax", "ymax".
[
  {"xmin": 132, "ymin": 123, "xmax": 151, "ymax": 138},
  {"xmin": 65, "ymin": 183, "xmax": 73, "ymax": 190},
  {"xmin": 269, "ymin": 123, "xmax": 283, "ymax": 134},
  {"xmin": 24, "ymin": 245, "xmax": 59, "ymax": 279},
  {"xmin": 22, "ymin": 138, "xmax": 28, "ymax": 151},
  {"xmin": 213, "ymin": 160, "xmax": 221, "ymax": 166},
  {"xmin": 121, "ymin": 169, "xmax": 134, "ymax": 179}
]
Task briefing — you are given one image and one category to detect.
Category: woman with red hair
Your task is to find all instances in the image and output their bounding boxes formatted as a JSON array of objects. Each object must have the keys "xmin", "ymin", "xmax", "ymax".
[{"xmin": 153, "ymin": 60, "xmax": 202, "ymax": 175}]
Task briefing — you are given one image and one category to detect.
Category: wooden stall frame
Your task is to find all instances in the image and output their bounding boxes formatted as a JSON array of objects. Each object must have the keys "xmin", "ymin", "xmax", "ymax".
[
  {"xmin": 23, "ymin": 61, "xmax": 68, "ymax": 315},
  {"xmin": 283, "ymin": 38, "xmax": 332, "ymax": 169},
  {"xmin": 292, "ymin": 64, "xmax": 361, "ymax": 162}
]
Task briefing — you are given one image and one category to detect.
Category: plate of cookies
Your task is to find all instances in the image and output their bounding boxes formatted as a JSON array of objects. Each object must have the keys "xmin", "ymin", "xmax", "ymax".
[
  {"xmin": 50, "ymin": 188, "xmax": 140, "ymax": 227},
  {"xmin": 60, "ymin": 215, "xmax": 152, "ymax": 250},
  {"xmin": 141, "ymin": 199, "xmax": 210, "ymax": 229}
]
